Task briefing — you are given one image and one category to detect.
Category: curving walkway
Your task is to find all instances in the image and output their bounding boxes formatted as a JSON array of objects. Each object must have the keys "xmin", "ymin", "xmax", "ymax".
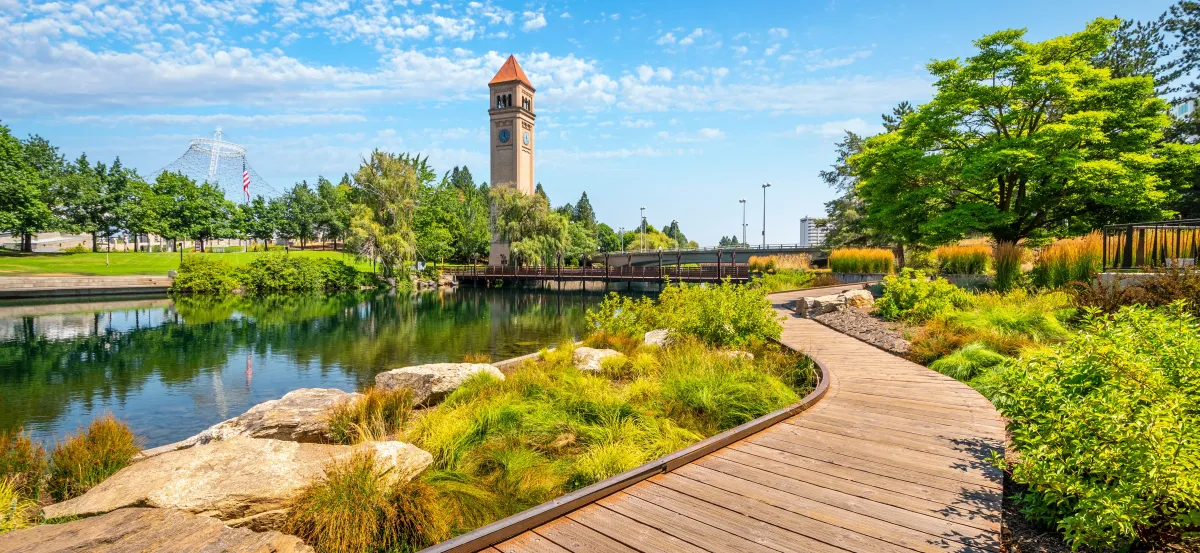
[{"xmin": 424, "ymin": 288, "xmax": 1005, "ymax": 553}]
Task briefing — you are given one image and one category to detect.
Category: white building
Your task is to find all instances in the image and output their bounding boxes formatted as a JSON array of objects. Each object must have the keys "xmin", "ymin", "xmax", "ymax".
[
  {"xmin": 1173, "ymin": 99, "xmax": 1196, "ymax": 119},
  {"xmin": 799, "ymin": 216, "xmax": 828, "ymax": 248}
]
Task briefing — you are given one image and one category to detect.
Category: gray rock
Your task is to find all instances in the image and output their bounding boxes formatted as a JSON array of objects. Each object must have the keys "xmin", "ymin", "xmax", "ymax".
[
  {"xmin": 145, "ymin": 389, "xmax": 362, "ymax": 457},
  {"xmin": 374, "ymin": 363, "xmax": 504, "ymax": 406},
  {"xmin": 42, "ymin": 438, "xmax": 432, "ymax": 528},
  {"xmin": 643, "ymin": 329, "xmax": 670, "ymax": 347},
  {"xmin": 571, "ymin": 347, "xmax": 623, "ymax": 372},
  {"xmin": 721, "ymin": 350, "xmax": 755, "ymax": 361},
  {"xmin": 794, "ymin": 289, "xmax": 874, "ymax": 318},
  {"xmin": 0, "ymin": 507, "xmax": 312, "ymax": 553}
]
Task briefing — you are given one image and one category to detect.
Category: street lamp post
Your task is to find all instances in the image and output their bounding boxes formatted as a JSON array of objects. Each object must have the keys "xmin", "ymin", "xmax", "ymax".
[
  {"xmin": 761, "ymin": 183, "xmax": 771, "ymax": 247},
  {"xmin": 738, "ymin": 199, "xmax": 746, "ymax": 245},
  {"xmin": 639, "ymin": 206, "xmax": 647, "ymax": 252}
]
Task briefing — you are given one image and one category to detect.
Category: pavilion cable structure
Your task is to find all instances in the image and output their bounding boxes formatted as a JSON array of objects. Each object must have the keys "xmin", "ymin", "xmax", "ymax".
[{"xmin": 158, "ymin": 127, "xmax": 277, "ymax": 202}]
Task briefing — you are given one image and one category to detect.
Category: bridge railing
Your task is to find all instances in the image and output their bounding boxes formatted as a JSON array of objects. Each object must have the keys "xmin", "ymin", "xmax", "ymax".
[
  {"xmin": 602, "ymin": 243, "xmax": 819, "ymax": 256},
  {"xmin": 443, "ymin": 265, "xmax": 750, "ymax": 280}
]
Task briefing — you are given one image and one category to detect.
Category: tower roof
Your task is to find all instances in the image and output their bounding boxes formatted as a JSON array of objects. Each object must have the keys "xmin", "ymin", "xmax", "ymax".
[{"xmin": 489, "ymin": 55, "xmax": 534, "ymax": 90}]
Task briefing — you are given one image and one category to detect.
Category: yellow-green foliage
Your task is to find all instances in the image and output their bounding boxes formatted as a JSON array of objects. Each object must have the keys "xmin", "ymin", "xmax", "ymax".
[
  {"xmin": 48, "ymin": 415, "xmax": 141, "ymax": 502},
  {"xmin": 993, "ymin": 241, "xmax": 1025, "ymax": 292},
  {"xmin": 752, "ymin": 270, "xmax": 816, "ymax": 293},
  {"xmin": 933, "ymin": 244, "xmax": 991, "ymax": 274},
  {"xmin": 0, "ymin": 477, "xmax": 38, "ymax": 534},
  {"xmin": 1033, "ymin": 232, "xmax": 1102, "ymax": 288},
  {"xmin": 775, "ymin": 254, "xmax": 813, "ymax": 271},
  {"xmin": 327, "ymin": 388, "xmax": 414, "ymax": 445},
  {"xmin": 0, "ymin": 430, "xmax": 47, "ymax": 502},
  {"xmin": 408, "ymin": 338, "xmax": 814, "ymax": 534},
  {"xmin": 909, "ymin": 289, "xmax": 1074, "ymax": 364},
  {"xmin": 747, "ymin": 255, "xmax": 778, "ymax": 273},
  {"xmin": 284, "ymin": 451, "xmax": 450, "ymax": 553},
  {"xmin": 587, "ymin": 280, "xmax": 782, "ymax": 347},
  {"xmin": 829, "ymin": 248, "xmax": 895, "ymax": 274}
]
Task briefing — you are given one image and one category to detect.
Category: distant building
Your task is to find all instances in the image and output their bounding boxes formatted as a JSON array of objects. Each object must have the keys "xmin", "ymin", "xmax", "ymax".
[
  {"xmin": 799, "ymin": 216, "xmax": 828, "ymax": 248},
  {"xmin": 1172, "ymin": 99, "xmax": 1196, "ymax": 119}
]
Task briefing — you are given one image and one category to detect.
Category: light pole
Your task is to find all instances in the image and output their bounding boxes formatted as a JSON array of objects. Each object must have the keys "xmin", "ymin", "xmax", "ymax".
[
  {"xmin": 761, "ymin": 183, "xmax": 771, "ymax": 247},
  {"xmin": 639, "ymin": 206, "xmax": 647, "ymax": 251},
  {"xmin": 739, "ymin": 199, "xmax": 746, "ymax": 245}
]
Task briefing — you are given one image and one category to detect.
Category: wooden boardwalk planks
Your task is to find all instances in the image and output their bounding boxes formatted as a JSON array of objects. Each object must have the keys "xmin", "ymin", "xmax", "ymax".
[{"xmin": 426, "ymin": 289, "xmax": 1005, "ymax": 553}]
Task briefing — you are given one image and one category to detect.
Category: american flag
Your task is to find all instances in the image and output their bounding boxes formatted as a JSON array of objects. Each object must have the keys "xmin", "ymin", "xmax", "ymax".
[{"xmin": 242, "ymin": 161, "xmax": 250, "ymax": 203}]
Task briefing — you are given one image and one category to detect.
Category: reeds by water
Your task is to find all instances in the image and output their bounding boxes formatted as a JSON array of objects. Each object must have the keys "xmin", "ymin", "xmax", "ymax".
[
  {"xmin": 829, "ymin": 248, "xmax": 895, "ymax": 274},
  {"xmin": 47, "ymin": 415, "xmax": 141, "ymax": 502}
]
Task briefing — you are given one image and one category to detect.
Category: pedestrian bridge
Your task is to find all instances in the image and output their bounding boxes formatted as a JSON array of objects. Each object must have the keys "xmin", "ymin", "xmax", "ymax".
[{"xmin": 597, "ymin": 244, "xmax": 825, "ymax": 267}]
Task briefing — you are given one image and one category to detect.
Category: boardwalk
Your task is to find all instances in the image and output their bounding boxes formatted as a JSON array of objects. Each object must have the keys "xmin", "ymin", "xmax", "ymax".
[{"xmin": 425, "ymin": 288, "xmax": 1005, "ymax": 553}]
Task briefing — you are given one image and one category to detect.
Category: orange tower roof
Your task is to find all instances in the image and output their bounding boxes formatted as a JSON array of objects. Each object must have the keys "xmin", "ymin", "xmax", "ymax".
[{"xmin": 489, "ymin": 55, "xmax": 534, "ymax": 90}]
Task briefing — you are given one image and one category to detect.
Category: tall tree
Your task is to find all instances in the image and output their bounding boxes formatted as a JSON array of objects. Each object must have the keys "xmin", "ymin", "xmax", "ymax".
[
  {"xmin": 189, "ymin": 182, "xmax": 234, "ymax": 252},
  {"xmin": 316, "ymin": 176, "xmax": 351, "ymax": 249},
  {"xmin": 281, "ymin": 181, "xmax": 320, "ymax": 248},
  {"xmin": 1167, "ymin": 2, "xmax": 1200, "ymax": 144},
  {"xmin": 0, "ymin": 126, "xmax": 55, "ymax": 252},
  {"xmin": 1093, "ymin": 15, "xmax": 1182, "ymax": 96},
  {"xmin": 573, "ymin": 192, "xmax": 596, "ymax": 228},
  {"xmin": 245, "ymin": 195, "xmax": 277, "ymax": 248},
  {"xmin": 853, "ymin": 19, "xmax": 1195, "ymax": 245},
  {"xmin": 347, "ymin": 150, "xmax": 421, "ymax": 277}
]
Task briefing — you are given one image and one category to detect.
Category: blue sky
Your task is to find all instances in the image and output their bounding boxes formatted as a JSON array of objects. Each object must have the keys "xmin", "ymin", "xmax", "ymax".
[{"xmin": 0, "ymin": 0, "xmax": 1175, "ymax": 246}]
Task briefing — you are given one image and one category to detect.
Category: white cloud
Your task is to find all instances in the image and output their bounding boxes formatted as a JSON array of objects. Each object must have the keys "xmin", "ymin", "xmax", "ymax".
[
  {"xmin": 731, "ymin": 45, "xmax": 748, "ymax": 57},
  {"xmin": 65, "ymin": 113, "xmax": 369, "ymax": 127},
  {"xmin": 677, "ymin": 28, "xmax": 705, "ymax": 47},
  {"xmin": 805, "ymin": 49, "xmax": 872, "ymax": 71},
  {"xmin": 657, "ymin": 128, "xmax": 725, "ymax": 142},
  {"xmin": 765, "ymin": 44, "xmax": 780, "ymax": 56},
  {"xmin": 794, "ymin": 117, "xmax": 883, "ymax": 136},
  {"xmin": 561, "ymin": 12, "xmax": 570, "ymax": 18},
  {"xmin": 621, "ymin": 118, "xmax": 655, "ymax": 128},
  {"xmin": 656, "ymin": 32, "xmax": 676, "ymax": 45},
  {"xmin": 521, "ymin": 11, "xmax": 547, "ymax": 32},
  {"xmin": 768, "ymin": 27, "xmax": 788, "ymax": 39},
  {"xmin": 635, "ymin": 65, "xmax": 673, "ymax": 83}
]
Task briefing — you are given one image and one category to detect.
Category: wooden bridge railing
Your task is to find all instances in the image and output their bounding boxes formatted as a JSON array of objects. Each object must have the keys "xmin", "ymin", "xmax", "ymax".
[{"xmin": 443, "ymin": 265, "xmax": 750, "ymax": 281}]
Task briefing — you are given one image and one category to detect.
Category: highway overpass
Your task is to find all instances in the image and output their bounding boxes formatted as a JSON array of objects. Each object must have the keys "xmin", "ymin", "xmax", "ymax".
[{"xmin": 594, "ymin": 244, "xmax": 826, "ymax": 267}]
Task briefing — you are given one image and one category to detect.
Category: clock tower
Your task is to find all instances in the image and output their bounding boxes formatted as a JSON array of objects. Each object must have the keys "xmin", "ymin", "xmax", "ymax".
[
  {"xmin": 489, "ymin": 55, "xmax": 535, "ymax": 196},
  {"xmin": 488, "ymin": 55, "xmax": 536, "ymax": 265}
]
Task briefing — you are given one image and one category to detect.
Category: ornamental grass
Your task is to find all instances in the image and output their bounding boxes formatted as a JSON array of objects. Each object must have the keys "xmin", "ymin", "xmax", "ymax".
[
  {"xmin": 993, "ymin": 241, "xmax": 1025, "ymax": 293},
  {"xmin": 326, "ymin": 388, "xmax": 414, "ymax": 445},
  {"xmin": 0, "ymin": 430, "xmax": 47, "ymax": 502},
  {"xmin": 0, "ymin": 477, "xmax": 39, "ymax": 535},
  {"xmin": 747, "ymin": 256, "xmax": 778, "ymax": 273},
  {"xmin": 48, "ymin": 415, "xmax": 141, "ymax": 502},
  {"xmin": 1032, "ymin": 232, "xmax": 1102, "ymax": 288},
  {"xmin": 933, "ymin": 244, "xmax": 991, "ymax": 275},
  {"xmin": 775, "ymin": 254, "xmax": 813, "ymax": 271},
  {"xmin": 828, "ymin": 248, "xmax": 894, "ymax": 274}
]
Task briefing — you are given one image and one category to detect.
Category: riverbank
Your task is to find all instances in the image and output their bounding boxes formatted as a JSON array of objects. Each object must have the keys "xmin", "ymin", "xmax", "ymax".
[
  {"xmin": 0, "ymin": 250, "xmax": 372, "ymax": 277},
  {"xmin": 0, "ymin": 276, "xmax": 172, "ymax": 299}
]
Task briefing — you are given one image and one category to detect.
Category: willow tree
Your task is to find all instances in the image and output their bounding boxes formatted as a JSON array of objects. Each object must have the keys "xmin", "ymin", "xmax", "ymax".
[
  {"xmin": 853, "ymin": 19, "xmax": 1197, "ymax": 245},
  {"xmin": 490, "ymin": 184, "xmax": 567, "ymax": 266},
  {"xmin": 348, "ymin": 150, "xmax": 420, "ymax": 277}
]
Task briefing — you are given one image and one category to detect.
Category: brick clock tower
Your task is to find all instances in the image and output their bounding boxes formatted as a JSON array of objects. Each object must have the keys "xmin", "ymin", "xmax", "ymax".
[{"xmin": 488, "ymin": 55, "xmax": 536, "ymax": 265}]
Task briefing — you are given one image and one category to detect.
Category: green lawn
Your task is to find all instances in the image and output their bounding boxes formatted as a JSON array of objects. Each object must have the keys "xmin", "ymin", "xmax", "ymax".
[{"xmin": 0, "ymin": 250, "xmax": 374, "ymax": 276}]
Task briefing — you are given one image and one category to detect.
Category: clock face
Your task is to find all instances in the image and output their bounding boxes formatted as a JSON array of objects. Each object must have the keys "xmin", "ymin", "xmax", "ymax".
[
  {"xmin": 523, "ymin": 131, "xmax": 530, "ymax": 145},
  {"xmin": 498, "ymin": 129, "xmax": 510, "ymax": 144}
]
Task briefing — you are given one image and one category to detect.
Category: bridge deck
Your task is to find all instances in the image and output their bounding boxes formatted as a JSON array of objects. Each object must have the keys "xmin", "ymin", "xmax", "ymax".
[{"xmin": 427, "ymin": 289, "xmax": 1005, "ymax": 553}]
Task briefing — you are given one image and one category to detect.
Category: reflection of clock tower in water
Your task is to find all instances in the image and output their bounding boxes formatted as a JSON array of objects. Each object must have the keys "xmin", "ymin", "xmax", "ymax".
[{"xmin": 488, "ymin": 55, "xmax": 536, "ymax": 265}]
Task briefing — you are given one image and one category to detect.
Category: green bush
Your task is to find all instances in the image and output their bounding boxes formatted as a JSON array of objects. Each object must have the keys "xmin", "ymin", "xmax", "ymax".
[
  {"xmin": 751, "ymin": 270, "xmax": 815, "ymax": 293},
  {"xmin": 169, "ymin": 256, "xmax": 239, "ymax": 294},
  {"xmin": 587, "ymin": 280, "xmax": 781, "ymax": 347},
  {"xmin": 998, "ymin": 304, "xmax": 1200, "ymax": 549},
  {"xmin": 238, "ymin": 254, "xmax": 326, "ymax": 293},
  {"xmin": 875, "ymin": 268, "xmax": 973, "ymax": 322},
  {"xmin": 48, "ymin": 415, "xmax": 141, "ymax": 502},
  {"xmin": 928, "ymin": 342, "xmax": 1007, "ymax": 381}
]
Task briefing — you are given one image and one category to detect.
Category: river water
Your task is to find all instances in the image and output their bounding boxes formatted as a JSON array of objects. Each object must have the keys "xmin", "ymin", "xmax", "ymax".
[{"xmin": 0, "ymin": 289, "xmax": 601, "ymax": 448}]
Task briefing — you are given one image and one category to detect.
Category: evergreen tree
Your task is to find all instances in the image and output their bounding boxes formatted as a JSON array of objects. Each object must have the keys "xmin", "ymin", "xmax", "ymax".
[{"xmin": 574, "ymin": 192, "xmax": 596, "ymax": 227}]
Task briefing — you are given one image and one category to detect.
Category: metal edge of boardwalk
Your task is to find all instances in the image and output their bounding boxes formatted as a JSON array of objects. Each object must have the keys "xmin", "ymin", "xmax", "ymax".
[{"xmin": 417, "ymin": 338, "xmax": 833, "ymax": 553}]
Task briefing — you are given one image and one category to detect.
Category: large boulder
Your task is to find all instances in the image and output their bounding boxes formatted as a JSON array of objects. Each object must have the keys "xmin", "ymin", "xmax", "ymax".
[
  {"xmin": 42, "ymin": 438, "xmax": 432, "ymax": 529},
  {"xmin": 643, "ymin": 329, "xmax": 670, "ymax": 347},
  {"xmin": 571, "ymin": 347, "xmax": 623, "ymax": 373},
  {"xmin": 0, "ymin": 507, "xmax": 312, "ymax": 553},
  {"xmin": 793, "ymin": 289, "xmax": 874, "ymax": 318},
  {"xmin": 374, "ymin": 363, "xmax": 503, "ymax": 406},
  {"xmin": 143, "ymin": 389, "xmax": 362, "ymax": 457}
]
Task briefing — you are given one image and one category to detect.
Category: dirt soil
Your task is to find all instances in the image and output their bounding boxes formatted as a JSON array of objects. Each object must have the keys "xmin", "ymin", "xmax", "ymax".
[{"xmin": 811, "ymin": 306, "xmax": 912, "ymax": 356}]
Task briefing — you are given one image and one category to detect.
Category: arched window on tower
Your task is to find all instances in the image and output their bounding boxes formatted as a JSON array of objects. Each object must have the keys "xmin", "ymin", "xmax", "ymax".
[
  {"xmin": 507, "ymin": 94, "xmax": 512, "ymax": 108},
  {"xmin": 496, "ymin": 95, "xmax": 501, "ymax": 109}
]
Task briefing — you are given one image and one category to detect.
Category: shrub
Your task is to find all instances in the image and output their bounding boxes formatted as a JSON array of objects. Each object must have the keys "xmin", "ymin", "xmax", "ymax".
[
  {"xmin": 933, "ymin": 244, "xmax": 991, "ymax": 274},
  {"xmin": 48, "ymin": 415, "xmax": 141, "ymax": 502},
  {"xmin": 588, "ymin": 280, "xmax": 782, "ymax": 347},
  {"xmin": 0, "ymin": 477, "xmax": 38, "ymax": 534},
  {"xmin": 928, "ymin": 343, "xmax": 1007, "ymax": 381},
  {"xmin": 828, "ymin": 248, "xmax": 895, "ymax": 274},
  {"xmin": 810, "ymin": 273, "xmax": 842, "ymax": 287},
  {"xmin": 875, "ymin": 269, "xmax": 972, "ymax": 322},
  {"xmin": 998, "ymin": 304, "xmax": 1200, "ymax": 549},
  {"xmin": 62, "ymin": 244, "xmax": 89, "ymax": 253},
  {"xmin": 586, "ymin": 293, "xmax": 659, "ymax": 338},
  {"xmin": 993, "ymin": 241, "xmax": 1025, "ymax": 293},
  {"xmin": 747, "ymin": 256, "xmax": 778, "ymax": 273},
  {"xmin": 904, "ymin": 248, "xmax": 937, "ymax": 271},
  {"xmin": 0, "ymin": 430, "xmax": 47, "ymax": 501},
  {"xmin": 284, "ymin": 452, "xmax": 449, "ymax": 553},
  {"xmin": 751, "ymin": 270, "xmax": 815, "ymax": 293},
  {"xmin": 1032, "ymin": 232, "xmax": 1102, "ymax": 288},
  {"xmin": 327, "ymin": 388, "xmax": 414, "ymax": 445},
  {"xmin": 170, "ymin": 256, "xmax": 239, "ymax": 294}
]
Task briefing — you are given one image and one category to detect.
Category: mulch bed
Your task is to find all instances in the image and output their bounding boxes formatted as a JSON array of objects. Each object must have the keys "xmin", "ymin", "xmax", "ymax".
[{"xmin": 811, "ymin": 306, "xmax": 912, "ymax": 356}]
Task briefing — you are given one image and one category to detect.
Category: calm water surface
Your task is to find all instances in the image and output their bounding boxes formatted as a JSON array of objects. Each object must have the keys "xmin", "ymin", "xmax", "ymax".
[{"xmin": 0, "ymin": 289, "xmax": 602, "ymax": 447}]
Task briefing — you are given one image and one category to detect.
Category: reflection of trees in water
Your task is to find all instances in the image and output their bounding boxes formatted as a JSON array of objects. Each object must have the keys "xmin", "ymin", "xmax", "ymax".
[{"xmin": 0, "ymin": 289, "xmax": 596, "ymax": 437}]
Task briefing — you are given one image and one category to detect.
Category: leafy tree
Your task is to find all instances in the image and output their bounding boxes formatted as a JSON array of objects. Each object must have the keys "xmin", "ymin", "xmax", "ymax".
[
  {"xmin": 53, "ymin": 154, "xmax": 107, "ymax": 251},
  {"xmin": 414, "ymin": 180, "xmax": 460, "ymax": 264},
  {"xmin": 122, "ymin": 178, "xmax": 160, "ymax": 251},
  {"xmin": 534, "ymin": 182, "xmax": 549, "ymax": 204},
  {"xmin": 564, "ymin": 221, "xmax": 597, "ymax": 265},
  {"xmin": 187, "ymin": 182, "xmax": 233, "ymax": 252},
  {"xmin": 347, "ymin": 150, "xmax": 420, "ymax": 277},
  {"xmin": 268, "ymin": 196, "xmax": 291, "ymax": 248},
  {"xmin": 554, "ymin": 203, "xmax": 574, "ymax": 219},
  {"xmin": 150, "ymin": 171, "xmax": 197, "ymax": 252},
  {"xmin": 245, "ymin": 195, "xmax": 277, "ymax": 248},
  {"xmin": 573, "ymin": 192, "xmax": 596, "ymax": 228},
  {"xmin": 316, "ymin": 176, "xmax": 351, "ymax": 249},
  {"xmin": 490, "ymin": 185, "xmax": 566, "ymax": 266},
  {"xmin": 595, "ymin": 223, "xmax": 619, "ymax": 252},
  {"xmin": 281, "ymin": 182, "xmax": 320, "ymax": 248},
  {"xmin": 852, "ymin": 19, "xmax": 1194, "ymax": 245},
  {"xmin": 0, "ymin": 126, "xmax": 55, "ymax": 252}
]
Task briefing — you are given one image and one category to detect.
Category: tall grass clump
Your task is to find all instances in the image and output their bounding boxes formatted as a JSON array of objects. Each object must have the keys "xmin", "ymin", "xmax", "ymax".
[
  {"xmin": 327, "ymin": 388, "xmax": 414, "ymax": 445},
  {"xmin": 284, "ymin": 451, "xmax": 450, "ymax": 553},
  {"xmin": 775, "ymin": 254, "xmax": 812, "ymax": 271},
  {"xmin": 751, "ymin": 270, "xmax": 815, "ymax": 293},
  {"xmin": 747, "ymin": 256, "xmax": 778, "ymax": 273},
  {"xmin": 933, "ymin": 244, "xmax": 990, "ymax": 274},
  {"xmin": 828, "ymin": 248, "xmax": 894, "ymax": 274},
  {"xmin": 1032, "ymin": 232, "xmax": 1101, "ymax": 288},
  {"xmin": 928, "ymin": 343, "xmax": 1007, "ymax": 381},
  {"xmin": 0, "ymin": 477, "xmax": 38, "ymax": 534},
  {"xmin": 908, "ymin": 289, "xmax": 1074, "ymax": 364},
  {"xmin": 48, "ymin": 415, "xmax": 141, "ymax": 502},
  {"xmin": 0, "ymin": 430, "xmax": 47, "ymax": 502},
  {"xmin": 993, "ymin": 241, "xmax": 1025, "ymax": 293},
  {"xmin": 587, "ymin": 279, "xmax": 781, "ymax": 347},
  {"xmin": 997, "ymin": 304, "xmax": 1200, "ymax": 550}
]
